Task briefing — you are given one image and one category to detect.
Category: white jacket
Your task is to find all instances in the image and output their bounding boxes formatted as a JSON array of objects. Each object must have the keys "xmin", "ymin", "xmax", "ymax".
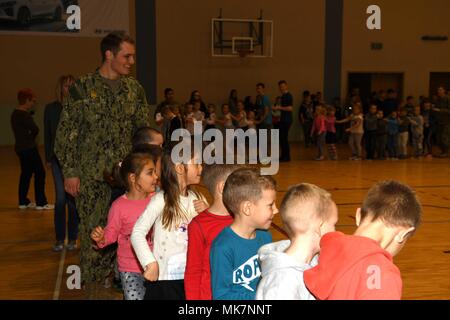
[
  {"xmin": 130, "ymin": 191, "xmax": 199, "ymax": 280},
  {"xmin": 256, "ymin": 240, "xmax": 318, "ymax": 300}
]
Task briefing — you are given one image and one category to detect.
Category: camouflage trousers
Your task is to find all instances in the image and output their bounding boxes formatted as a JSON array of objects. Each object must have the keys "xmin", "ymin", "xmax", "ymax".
[
  {"xmin": 436, "ymin": 123, "xmax": 450, "ymax": 154},
  {"xmin": 75, "ymin": 180, "xmax": 116, "ymax": 284}
]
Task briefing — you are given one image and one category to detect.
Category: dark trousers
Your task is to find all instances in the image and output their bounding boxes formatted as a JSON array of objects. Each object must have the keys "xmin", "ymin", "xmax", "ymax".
[
  {"xmin": 279, "ymin": 121, "xmax": 292, "ymax": 161},
  {"xmin": 376, "ymin": 134, "xmax": 387, "ymax": 159},
  {"xmin": 387, "ymin": 134, "xmax": 398, "ymax": 158},
  {"xmin": 16, "ymin": 147, "xmax": 48, "ymax": 206},
  {"xmin": 424, "ymin": 127, "xmax": 433, "ymax": 155},
  {"xmin": 365, "ymin": 130, "xmax": 377, "ymax": 159},
  {"xmin": 144, "ymin": 280, "xmax": 185, "ymax": 300},
  {"xmin": 51, "ymin": 157, "xmax": 79, "ymax": 242},
  {"xmin": 302, "ymin": 121, "xmax": 313, "ymax": 147}
]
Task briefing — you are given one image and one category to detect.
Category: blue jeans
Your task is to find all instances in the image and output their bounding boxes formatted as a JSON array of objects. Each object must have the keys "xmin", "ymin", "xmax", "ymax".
[{"xmin": 51, "ymin": 157, "xmax": 79, "ymax": 242}]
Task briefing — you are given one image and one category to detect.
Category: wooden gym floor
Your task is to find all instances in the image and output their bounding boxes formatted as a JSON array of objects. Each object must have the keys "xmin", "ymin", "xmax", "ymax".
[{"xmin": 0, "ymin": 144, "xmax": 449, "ymax": 300}]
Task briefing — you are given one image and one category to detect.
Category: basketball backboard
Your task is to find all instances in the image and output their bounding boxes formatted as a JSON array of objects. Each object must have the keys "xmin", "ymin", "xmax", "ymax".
[{"xmin": 211, "ymin": 18, "xmax": 273, "ymax": 58}]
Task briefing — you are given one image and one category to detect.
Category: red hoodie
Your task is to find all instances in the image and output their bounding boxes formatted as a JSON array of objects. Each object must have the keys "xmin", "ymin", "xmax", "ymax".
[{"xmin": 304, "ymin": 232, "xmax": 402, "ymax": 300}]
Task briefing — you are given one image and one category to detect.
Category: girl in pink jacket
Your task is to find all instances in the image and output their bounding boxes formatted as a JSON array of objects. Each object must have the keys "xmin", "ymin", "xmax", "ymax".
[
  {"xmin": 91, "ymin": 151, "xmax": 159, "ymax": 300},
  {"xmin": 311, "ymin": 105, "xmax": 327, "ymax": 161}
]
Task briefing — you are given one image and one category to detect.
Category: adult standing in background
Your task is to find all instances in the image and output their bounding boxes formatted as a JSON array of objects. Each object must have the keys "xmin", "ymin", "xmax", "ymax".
[
  {"xmin": 54, "ymin": 32, "xmax": 152, "ymax": 298},
  {"xmin": 255, "ymin": 83, "xmax": 272, "ymax": 130},
  {"xmin": 434, "ymin": 86, "xmax": 450, "ymax": 158},
  {"xmin": 228, "ymin": 89, "xmax": 239, "ymax": 127},
  {"xmin": 44, "ymin": 75, "xmax": 79, "ymax": 253},
  {"xmin": 11, "ymin": 89, "xmax": 54, "ymax": 211},
  {"xmin": 273, "ymin": 80, "xmax": 294, "ymax": 162},
  {"xmin": 228, "ymin": 89, "xmax": 239, "ymax": 116},
  {"xmin": 154, "ymin": 88, "xmax": 178, "ymax": 128},
  {"xmin": 189, "ymin": 90, "xmax": 208, "ymax": 115},
  {"xmin": 383, "ymin": 89, "xmax": 399, "ymax": 116}
]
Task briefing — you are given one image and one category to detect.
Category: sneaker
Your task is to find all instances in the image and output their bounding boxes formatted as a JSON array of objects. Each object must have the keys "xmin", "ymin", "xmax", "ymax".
[
  {"xmin": 52, "ymin": 241, "xmax": 64, "ymax": 252},
  {"xmin": 314, "ymin": 156, "xmax": 325, "ymax": 161},
  {"xmin": 36, "ymin": 204, "xmax": 55, "ymax": 210},
  {"xmin": 437, "ymin": 153, "xmax": 448, "ymax": 158},
  {"xmin": 18, "ymin": 202, "xmax": 36, "ymax": 210},
  {"xmin": 66, "ymin": 240, "xmax": 77, "ymax": 251}
]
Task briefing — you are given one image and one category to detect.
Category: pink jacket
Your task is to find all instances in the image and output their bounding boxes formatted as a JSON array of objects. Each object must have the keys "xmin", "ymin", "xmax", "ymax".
[
  {"xmin": 98, "ymin": 194, "xmax": 154, "ymax": 273},
  {"xmin": 311, "ymin": 115, "xmax": 326, "ymax": 135}
]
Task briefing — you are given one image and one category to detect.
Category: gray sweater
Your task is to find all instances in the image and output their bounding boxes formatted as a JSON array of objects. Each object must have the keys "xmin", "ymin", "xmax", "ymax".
[{"xmin": 256, "ymin": 240, "xmax": 318, "ymax": 300}]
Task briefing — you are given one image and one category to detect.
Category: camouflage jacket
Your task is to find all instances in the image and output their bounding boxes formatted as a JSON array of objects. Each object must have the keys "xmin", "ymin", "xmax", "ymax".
[{"xmin": 54, "ymin": 70, "xmax": 151, "ymax": 181}]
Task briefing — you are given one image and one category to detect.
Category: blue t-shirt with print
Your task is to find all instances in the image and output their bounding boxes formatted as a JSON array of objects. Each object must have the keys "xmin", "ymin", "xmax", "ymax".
[{"xmin": 210, "ymin": 226, "xmax": 272, "ymax": 300}]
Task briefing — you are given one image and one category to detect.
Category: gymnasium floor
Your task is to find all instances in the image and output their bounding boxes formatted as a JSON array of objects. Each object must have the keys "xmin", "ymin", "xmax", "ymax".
[{"xmin": 0, "ymin": 144, "xmax": 449, "ymax": 300}]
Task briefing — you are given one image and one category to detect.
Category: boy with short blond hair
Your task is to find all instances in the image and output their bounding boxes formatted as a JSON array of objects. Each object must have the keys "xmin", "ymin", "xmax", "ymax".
[
  {"xmin": 304, "ymin": 180, "xmax": 422, "ymax": 300},
  {"xmin": 184, "ymin": 164, "xmax": 240, "ymax": 300},
  {"xmin": 210, "ymin": 168, "xmax": 278, "ymax": 300},
  {"xmin": 256, "ymin": 183, "xmax": 338, "ymax": 300}
]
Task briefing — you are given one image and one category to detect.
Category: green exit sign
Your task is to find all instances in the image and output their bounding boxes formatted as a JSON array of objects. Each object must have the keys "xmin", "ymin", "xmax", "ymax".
[{"xmin": 371, "ymin": 43, "xmax": 383, "ymax": 50}]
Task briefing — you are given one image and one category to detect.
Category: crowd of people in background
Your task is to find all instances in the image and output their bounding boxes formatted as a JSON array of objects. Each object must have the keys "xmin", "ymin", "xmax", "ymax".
[{"xmin": 153, "ymin": 84, "xmax": 450, "ymax": 162}]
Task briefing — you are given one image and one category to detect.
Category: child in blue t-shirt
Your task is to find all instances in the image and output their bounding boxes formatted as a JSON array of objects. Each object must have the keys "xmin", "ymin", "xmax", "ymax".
[{"xmin": 210, "ymin": 168, "xmax": 277, "ymax": 300}]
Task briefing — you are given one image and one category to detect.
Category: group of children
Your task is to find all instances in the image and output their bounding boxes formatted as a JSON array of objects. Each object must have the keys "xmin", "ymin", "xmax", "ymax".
[
  {"xmin": 158, "ymin": 101, "xmax": 261, "ymax": 143},
  {"xmin": 310, "ymin": 101, "xmax": 435, "ymax": 161},
  {"xmin": 88, "ymin": 126, "xmax": 422, "ymax": 300}
]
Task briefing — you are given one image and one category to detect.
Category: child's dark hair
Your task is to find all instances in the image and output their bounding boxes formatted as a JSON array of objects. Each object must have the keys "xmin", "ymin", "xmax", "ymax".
[
  {"xmin": 132, "ymin": 127, "xmax": 162, "ymax": 147},
  {"xmin": 161, "ymin": 139, "xmax": 206, "ymax": 230},
  {"xmin": 223, "ymin": 168, "xmax": 276, "ymax": 217},
  {"xmin": 361, "ymin": 180, "xmax": 422, "ymax": 229},
  {"xmin": 132, "ymin": 144, "xmax": 163, "ymax": 165},
  {"xmin": 111, "ymin": 152, "xmax": 154, "ymax": 191}
]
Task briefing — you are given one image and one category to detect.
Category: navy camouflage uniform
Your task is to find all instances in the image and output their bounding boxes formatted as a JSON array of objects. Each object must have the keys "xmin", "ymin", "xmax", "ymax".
[{"xmin": 54, "ymin": 70, "xmax": 151, "ymax": 283}]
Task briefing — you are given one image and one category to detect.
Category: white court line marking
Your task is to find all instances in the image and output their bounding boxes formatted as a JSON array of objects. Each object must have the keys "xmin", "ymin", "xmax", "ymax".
[{"xmin": 53, "ymin": 246, "xmax": 67, "ymax": 300}]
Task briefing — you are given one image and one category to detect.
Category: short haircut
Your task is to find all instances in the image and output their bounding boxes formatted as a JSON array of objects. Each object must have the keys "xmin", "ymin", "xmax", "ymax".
[
  {"xmin": 256, "ymin": 83, "xmax": 265, "ymax": 88},
  {"xmin": 278, "ymin": 80, "xmax": 287, "ymax": 86},
  {"xmin": 387, "ymin": 89, "xmax": 395, "ymax": 94},
  {"xmin": 164, "ymin": 88, "xmax": 174, "ymax": 96},
  {"xmin": 406, "ymin": 96, "xmax": 414, "ymax": 100},
  {"xmin": 201, "ymin": 164, "xmax": 241, "ymax": 196},
  {"xmin": 360, "ymin": 180, "xmax": 422, "ymax": 228},
  {"xmin": 17, "ymin": 88, "xmax": 35, "ymax": 105},
  {"xmin": 100, "ymin": 32, "xmax": 135, "ymax": 62},
  {"xmin": 132, "ymin": 127, "xmax": 163, "ymax": 147},
  {"xmin": 223, "ymin": 168, "xmax": 277, "ymax": 217},
  {"xmin": 280, "ymin": 183, "xmax": 334, "ymax": 237}
]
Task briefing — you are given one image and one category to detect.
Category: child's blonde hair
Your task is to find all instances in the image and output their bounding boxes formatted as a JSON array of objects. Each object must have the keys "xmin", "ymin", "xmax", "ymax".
[{"xmin": 280, "ymin": 183, "xmax": 334, "ymax": 237}]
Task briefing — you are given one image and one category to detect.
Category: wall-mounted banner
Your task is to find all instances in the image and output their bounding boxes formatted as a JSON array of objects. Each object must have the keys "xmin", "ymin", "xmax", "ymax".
[{"xmin": 0, "ymin": 0, "xmax": 129, "ymax": 36}]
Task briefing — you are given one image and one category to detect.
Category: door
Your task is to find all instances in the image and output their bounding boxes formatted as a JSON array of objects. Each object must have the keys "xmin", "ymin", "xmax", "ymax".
[{"xmin": 430, "ymin": 72, "xmax": 450, "ymax": 97}]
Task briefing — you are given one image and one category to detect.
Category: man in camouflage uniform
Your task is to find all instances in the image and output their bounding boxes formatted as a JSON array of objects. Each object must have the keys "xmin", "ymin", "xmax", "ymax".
[
  {"xmin": 434, "ymin": 86, "xmax": 450, "ymax": 158},
  {"xmin": 54, "ymin": 33, "xmax": 151, "ymax": 294}
]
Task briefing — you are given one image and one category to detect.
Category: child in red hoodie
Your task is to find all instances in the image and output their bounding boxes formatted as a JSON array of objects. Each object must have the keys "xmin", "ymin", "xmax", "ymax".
[
  {"xmin": 304, "ymin": 180, "xmax": 422, "ymax": 300},
  {"xmin": 184, "ymin": 164, "xmax": 241, "ymax": 300}
]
